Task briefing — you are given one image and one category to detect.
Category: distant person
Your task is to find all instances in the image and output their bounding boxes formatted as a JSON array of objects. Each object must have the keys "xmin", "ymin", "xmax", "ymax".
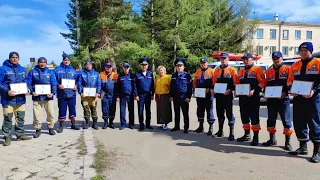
[
  {"xmin": 287, "ymin": 42, "xmax": 320, "ymax": 163},
  {"xmin": 54, "ymin": 53, "xmax": 80, "ymax": 133},
  {"xmin": 78, "ymin": 60, "xmax": 101, "ymax": 130},
  {"xmin": 115, "ymin": 62, "xmax": 138, "ymax": 129},
  {"xmin": 0, "ymin": 52, "xmax": 32, "ymax": 146},
  {"xmin": 154, "ymin": 65, "xmax": 172, "ymax": 130},
  {"xmin": 26, "ymin": 57, "xmax": 57, "ymax": 138},
  {"xmin": 169, "ymin": 58, "xmax": 192, "ymax": 133}
]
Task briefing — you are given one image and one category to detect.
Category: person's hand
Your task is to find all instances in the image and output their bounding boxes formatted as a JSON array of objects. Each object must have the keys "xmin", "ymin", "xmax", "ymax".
[
  {"xmin": 81, "ymin": 93, "xmax": 84, "ymax": 97},
  {"xmin": 169, "ymin": 97, "xmax": 173, "ymax": 102},
  {"xmin": 210, "ymin": 89, "xmax": 214, "ymax": 95},
  {"xmin": 47, "ymin": 94, "xmax": 53, "ymax": 98},
  {"xmin": 58, "ymin": 85, "xmax": 64, "ymax": 90},
  {"xmin": 224, "ymin": 89, "xmax": 231, "ymax": 96},
  {"xmin": 303, "ymin": 90, "xmax": 314, "ymax": 99},
  {"xmin": 33, "ymin": 92, "xmax": 39, "ymax": 96},
  {"xmin": 185, "ymin": 98, "xmax": 190, "ymax": 103},
  {"xmin": 8, "ymin": 90, "xmax": 16, "ymax": 97},
  {"xmin": 248, "ymin": 90, "xmax": 255, "ymax": 97},
  {"xmin": 96, "ymin": 94, "xmax": 100, "ymax": 98},
  {"xmin": 151, "ymin": 95, "xmax": 154, "ymax": 100},
  {"xmin": 72, "ymin": 85, "xmax": 77, "ymax": 91},
  {"xmin": 279, "ymin": 92, "xmax": 286, "ymax": 99},
  {"xmin": 288, "ymin": 91, "xmax": 297, "ymax": 97},
  {"xmin": 205, "ymin": 89, "xmax": 210, "ymax": 93},
  {"xmin": 135, "ymin": 96, "xmax": 139, "ymax": 101},
  {"xmin": 117, "ymin": 98, "xmax": 120, "ymax": 102},
  {"xmin": 27, "ymin": 89, "xmax": 30, "ymax": 94}
]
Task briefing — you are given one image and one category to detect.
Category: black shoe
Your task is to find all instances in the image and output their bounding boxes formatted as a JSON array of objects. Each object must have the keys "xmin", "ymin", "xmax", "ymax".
[
  {"xmin": 3, "ymin": 137, "xmax": 11, "ymax": 146},
  {"xmin": 284, "ymin": 135, "xmax": 292, "ymax": 151},
  {"xmin": 83, "ymin": 119, "xmax": 90, "ymax": 129},
  {"xmin": 48, "ymin": 128, "xmax": 56, "ymax": 136},
  {"xmin": 128, "ymin": 125, "xmax": 134, "ymax": 129},
  {"xmin": 139, "ymin": 126, "xmax": 145, "ymax": 131},
  {"xmin": 33, "ymin": 129, "xmax": 41, "ymax": 138},
  {"xmin": 146, "ymin": 125, "xmax": 153, "ymax": 130},
  {"xmin": 102, "ymin": 121, "xmax": 108, "ymax": 129},
  {"xmin": 119, "ymin": 126, "xmax": 125, "ymax": 130},
  {"xmin": 214, "ymin": 119, "xmax": 224, "ymax": 137},
  {"xmin": 17, "ymin": 135, "xmax": 32, "ymax": 141},
  {"xmin": 170, "ymin": 127, "xmax": 180, "ymax": 132},
  {"xmin": 57, "ymin": 122, "xmax": 64, "ymax": 133},
  {"xmin": 262, "ymin": 133, "xmax": 277, "ymax": 146},
  {"xmin": 250, "ymin": 131, "xmax": 259, "ymax": 146},
  {"xmin": 92, "ymin": 119, "xmax": 99, "ymax": 130},
  {"xmin": 193, "ymin": 123, "xmax": 204, "ymax": 133},
  {"xmin": 228, "ymin": 125, "xmax": 235, "ymax": 141},
  {"xmin": 71, "ymin": 121, "xmax": 80, "ymax": 130},
  {"xmin": 108, "ymin": 121, "xmax": 115, "ymax": 129},
  {"xmin": 311, "ymin": 142, "xmax": 320, "ymax": 163},
  {"xmin": 289, "ymin": 141, "xmax": 308, "ymax": 155},
  {"xmin": 237, "ymin": 130, "xmax": 251, "ymax": 142},
  {"xmin": 207, "ymin": 123, "xmax": 213, "ymax": 136},
  {"xmin": 184, "ymin": 129, "xmax": 188, "ymax": 134}
]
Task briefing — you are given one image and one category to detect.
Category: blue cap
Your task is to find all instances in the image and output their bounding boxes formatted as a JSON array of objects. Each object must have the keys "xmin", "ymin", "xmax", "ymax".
[
  {"xmin": 241, "ymin": 53, "xmax": 253, "ymax": 59},
  {"xmin": 272, "ymin": 51, "xmax": 282, "ymax": 58},
  {"xmin": 9, "ymin": 52, "xmax": 19, "ymax": 58},
  {"xmin": 200, "ymin": 58, "xmax": 208, "ymax": 63},
  {"xmin": 139, "ymin": 58, "xmax": 149, "ymax": 65},
  {"xmin": 104, "ymin": 62, "xmax": 112, "ymax": 67},
  {"xmin": 299, "ymin": 42, "xmax": 313, "ymax": 54},
  {"xmin": 62, "ymin": 53, "xmax": 71, "ymax": 61},
  {"xmin": 175, "ymin": 57, "xmax": 185, "ymax": 66},
  {"xmin": 38, "ymin": 57, "xmax": 47, "ymax": 63},
  {"xmin": 122, "ymin": 62, "xmax": 130, "ymax": 67},
  {"xmin": 84, "ymin": 60, "xmax": 92, "ymax": 65},
  {"xmin": 220, "ymin": 52, "xmax": 229, "ymax": 58}
]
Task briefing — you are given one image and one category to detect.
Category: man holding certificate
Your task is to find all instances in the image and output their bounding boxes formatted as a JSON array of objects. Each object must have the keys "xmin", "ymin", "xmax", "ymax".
[
  {"xmin": 262, "ymin": 51, "xmax": 293, "ymax": 151},
  {"xmin": 192, "ymin": 57, "xmax": 215, "ymax": 135},
  {"xmin": 212, "ymin": 53, "xmax": 238, "ymax": 141},
  {"xmin": 54, "ymin": 53, "xmax": 80, "ymax": 133},
  {"xmin": 26, "ymin": 57, "xmax": 57, "ymax": 138},
  {"xmin": 0, "ymin": 52, "xmax": 32, "ymax": 146},
  {"xmin": 287, "ymin": 42, "xmax": 320, "ymax": 163},
  {"xmin": 78, "ymin": 60, "xmax": 101, "ymax": 130},
  {"xmin": 236, "ymin": 53, "xmax": 265, "ymax": 146},
  {"xmin": 169, "ymin": 58, "xmax": 192, "ymax": 133}
]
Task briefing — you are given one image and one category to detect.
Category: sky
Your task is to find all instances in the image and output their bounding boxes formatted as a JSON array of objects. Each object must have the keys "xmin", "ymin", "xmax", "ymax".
[{"xmin": 0, "ymin": 0, "xmax": 320, "ymax": 66}]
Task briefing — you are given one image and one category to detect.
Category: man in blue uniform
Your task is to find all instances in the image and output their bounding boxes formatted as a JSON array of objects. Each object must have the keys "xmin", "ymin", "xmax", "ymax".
[
  {"xmin": 169, "ymin": 58, "xmax": 192, "ymax": 134},
  {"xmin": 54, "ymin": 53, "xmax": 80, "ymax": 133},
  {"xmin": 78, "ymin": 60, "xmax": 101, "ymax": 130},
  {"xmin": 26, "ymin": 57, "xmax": 57, "ymax": 138},
  {"xmin": 115, "ymin": 61, "xmax": 138, "ymax": 129},
  {"xmin": 0, "ymin": 52, "xmax": 32, "ymax": 146},
  {"xmin": 135, "ymin": 58, "xmax": 154, "ymax": 131}
]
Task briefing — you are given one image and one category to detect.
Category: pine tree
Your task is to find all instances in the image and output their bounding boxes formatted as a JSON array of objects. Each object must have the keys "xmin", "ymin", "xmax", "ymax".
[{"xmin": 60, "ymin": 0, "xmax": 77, "ymax": 50}]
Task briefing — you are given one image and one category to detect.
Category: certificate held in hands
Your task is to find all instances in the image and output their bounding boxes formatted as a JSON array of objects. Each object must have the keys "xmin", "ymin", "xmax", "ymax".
[
  {"xmin": 35, "ymin": 84, "xmax": 51, "ymax": 95},
  {"xmin": 10, "ymin": 83, "xmax": 28, "ymax": 95},
  {"xmin": 264, "ymin": 86, "xmax": 282, "ymax": 98},
  {"xmin": 61, "ymin": 79, "xmax": 75, "ymax": 89},
  {"xmin": 194, "ymin": 88, "xmax": 206, "ymax": 98},
  {"xmin": 83, "ymin": 88, "xmax": 96, "ymax": 97},
  {"xmin": 235, "ymin": 84, "xmax": 250, "ymax": 96},
  {"xmin": 290, "ymin": 80, "xmax": 313, "ymax": 96},
  {"xmin": 214, "ymin": 83, "xmax": 227, "ymax": 94}
]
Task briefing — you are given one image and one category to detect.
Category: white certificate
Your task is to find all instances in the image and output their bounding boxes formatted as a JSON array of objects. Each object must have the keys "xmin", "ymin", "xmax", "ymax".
[
  {"xmin": 291, "ymin": 80, "xmax": 313, "ymax": 96},
  {"xmin": 35, "ymin": 84, "xmax": 51, "ymax": 95},
  {"xmin": 9, "ymin": 83, "xmax": 28, "ymax": 95},
  {"xmin": 264, "ymin": 86, "xmax": 282, "ymax": 98},
  {"xmin": 214, "ymin": 83, "xmax": 228, "ymax": 94},
  {"xmin": 83, "ymin": 88, "xmax": 96, "ymax": 97},
  {"xmin": 61, "ymin": 79, "xmax": 75, "ymax": 89},
  {"xmin": 235, "ymin": 84, "xmax": 250, "ymax": 96},
  {"xmin": 194, "ymin": 88, "xmax": 206, "ymax": 98}
]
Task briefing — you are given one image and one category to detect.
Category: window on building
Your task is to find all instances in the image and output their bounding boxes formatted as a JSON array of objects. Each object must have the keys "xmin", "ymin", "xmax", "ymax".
[
  {"xmin": 270, "ymin": 29, "xmax": 276, "ymax": 39},
  {"xmin": 257, "ymin": 28, "xmax": 263, "ymax": 39},
  {"xmin": 282, "ymin": 30, "xmax": 289, "ymax": 40},
  {"xmin": 269, "ymin": 46, "xmax": 276, "ymax": 55},
  {"xmin": 256, "ymin": 46, "xmax": 263, "ymax": 55},
  {"xmin": 282, "ymin": 46, "xmax": 289, "ymax": 56},
  {"xmin": 307, "ymin": 31, "xmax": 312, "ymax": 40},
  {"xmin": 294, "ymin": 47, "xmax": 299, "ymax": 55},
  {"xmin": 247, "ymin": 29, "xmax": 253, "ymax": 38},
  {"xmin": 295, "ymin": 30, "xmax": 301, "ymax": 39}
]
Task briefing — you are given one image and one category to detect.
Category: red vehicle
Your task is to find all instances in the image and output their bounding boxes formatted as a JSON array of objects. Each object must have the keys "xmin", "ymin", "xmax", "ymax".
[{"xmin": 212, "ymin": 51, "xmax": 262, "ymax": 61}]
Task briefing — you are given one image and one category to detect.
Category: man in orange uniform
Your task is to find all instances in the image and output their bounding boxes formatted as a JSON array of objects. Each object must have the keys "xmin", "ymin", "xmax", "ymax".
[
  {"xmin": 193, "ymin": 58, "xmax": 215, "ymax": 135},
  {"xmin": 262, "ymin": 51, "xmax": 292, "ymax": 151},
  {"xmin": 236, "ymin": 53, "xmax": 265, "ymax": 146},
  {"xmin": 287, "ymin": 42, "xmax": 320, "ymax": 163},
  {"xmin": 212, "ymin": 53, "xmax": 238, "ymax": 141}
]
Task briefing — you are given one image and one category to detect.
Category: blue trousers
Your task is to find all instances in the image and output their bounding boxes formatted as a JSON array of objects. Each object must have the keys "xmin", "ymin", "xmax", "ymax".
[
  {"xmin": 102, "ymin": 97, "xmax": 116, "ymax": 122},
  {"xmin": 266, "ymin": 96, "xmax": 292, "ymax": 135},
  {"xmin": 173, "ymin": 96, "xmax": 189, "ymax": 130},
  {"xmin": 137, "ymin": 94, "xmax": 151, "ymax": 126},
  {"xmin": 120, "ymin": 95, "xmax": 134, "ymax": 127},
  {"xmin": 215, "ymin": 95, "xmax": 235, "ymax": 126},
  {"xmin": 58, "ymin": 97, "xmax": 76, "ymax": 121},
  {"xmin": 293, "ymin": 94, "xmax": 320, "ymax": 142},
  {"xmin": 239, "ymin": 95, "xmax": 261, "ymax": 131},
  {"xmin": 196, "ymin": 95, "xmax": 214, "ymax": 124}
]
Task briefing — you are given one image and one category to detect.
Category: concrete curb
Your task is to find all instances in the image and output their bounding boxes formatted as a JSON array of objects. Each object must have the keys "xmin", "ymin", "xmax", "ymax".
[{"xmin": 82, "ymin": 128, "xmax": 97, "ymax": 179}]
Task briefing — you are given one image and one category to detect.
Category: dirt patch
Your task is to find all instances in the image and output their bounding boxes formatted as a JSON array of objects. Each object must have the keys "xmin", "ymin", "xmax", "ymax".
[{"xmin": 76, "ymin": 134, "xmax": 87, "ymax": 156}]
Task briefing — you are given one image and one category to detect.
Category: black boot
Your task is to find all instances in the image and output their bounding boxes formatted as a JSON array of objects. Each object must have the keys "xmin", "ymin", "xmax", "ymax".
[
  {"xmin": 57, "ymin": 122, "xmax": 64, "ymax": 133},
  {"xmin": 83, "ymin": 118, "xmax": 90, "ymax": 129},
  {"xmin": 102, "ymin": 119, "xmax": 108, "ymax": 129},
  {"xmin": 214, "ymin": 119, "xmax": 224, "ymax": 137},
  {"xmin": 3, "ymin": 137, "xmax": 11, "ymax": 146},
  {"xmin": 284, "ymin": 135, "xmax": 292, "ymax": 151},
  {"xmin": 251, "ymin": 131, "xmax": 259, "ymax": 146},
  {"xmin": 92, "ymin": 118, "xmax": 99, "ymax": 130},
  {"xmin": 33, "ymin": 129, "xmax": 41, "ymax": 138},
  {"xmin": 170, "ymin": 127, "xmax": 180, "ymax": 132},
  {"xmin": 108, "ymin": 120, "xmax": 115, "ymax": 129},
  {"xmin": 17, "ymin": 135, "xmax": 32, "ymax": 141},
  {"xmin": 193, "ymin": 121, "xmax": 204, "ymax": 133},
  {"xmin": 289, "ymin": 141, "xmax": 308, "ymax": 155},
  {"xmin": 207, "ymin": 123, "xmax": 213, "ymax": 136},
  {"xmin": 71, "ymin": 120, "xmax": 80, "ymax": 130},
  {"xmin": 262, "ymin": 133, "xmax": 277, "ymax": 146},
  {"xmin": 237, "ymin": 130, "xmax": 251, "ymax": 142},
  {"xmin": 311, "ymin": 142, "xmax": 320, "ymax": 163},
  {"xmin": 48, "ymin": 128, "xmax": 56, "ymax": 136},
  {"xmin": 228, "ymin": 125, "xmax": 235, "ymax": 141}
]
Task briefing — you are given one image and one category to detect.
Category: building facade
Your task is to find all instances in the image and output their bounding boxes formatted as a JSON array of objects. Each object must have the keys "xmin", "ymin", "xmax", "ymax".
[{"xmin": 245, "ymin": 19, "xmax": 320, "ymax": 64}]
